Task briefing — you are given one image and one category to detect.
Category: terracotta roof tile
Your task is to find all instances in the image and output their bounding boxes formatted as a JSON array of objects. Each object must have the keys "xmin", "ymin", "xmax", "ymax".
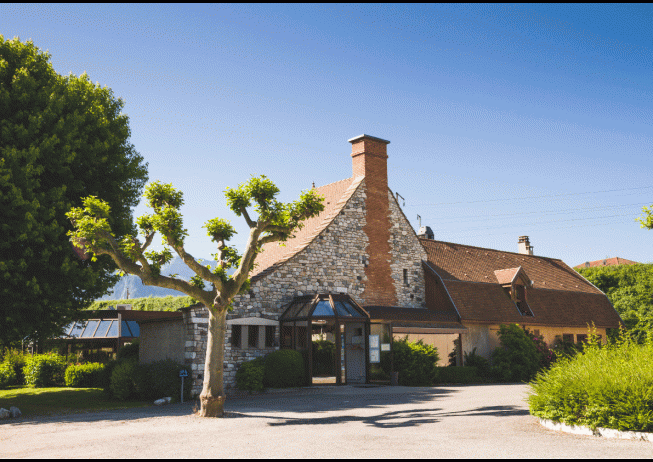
[
  {"xmin": 251, "ymin": 177, "xmax": 363, "ymax": 280},
  {"xmin": 574, "ymin": 257, "xmax": 640, "ymax": 269},
  {"xmin": 420, "ymin": 239, "xmax": 621, "ymax": 328}
]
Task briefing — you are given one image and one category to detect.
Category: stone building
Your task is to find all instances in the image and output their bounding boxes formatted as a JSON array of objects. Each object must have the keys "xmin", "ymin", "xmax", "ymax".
[{"xmin": 139, "ymin": 135, "xmax": 622, "ymax": 396}]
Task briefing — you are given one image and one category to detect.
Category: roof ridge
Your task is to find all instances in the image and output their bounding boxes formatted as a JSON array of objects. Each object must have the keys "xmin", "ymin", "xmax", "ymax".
[
  {"xmin": 314, "ymin": 176, "xmax": 354, "ymax": 191},
  {"xmin": 419, "ymin": 237, "xmax": 562, "ymax": 262}
]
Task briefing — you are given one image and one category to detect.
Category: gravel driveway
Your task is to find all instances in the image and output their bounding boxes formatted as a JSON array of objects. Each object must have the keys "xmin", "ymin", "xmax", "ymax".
[{"xmin": 1, "ymin": 384, "xmax": 650, "ymax": 458}]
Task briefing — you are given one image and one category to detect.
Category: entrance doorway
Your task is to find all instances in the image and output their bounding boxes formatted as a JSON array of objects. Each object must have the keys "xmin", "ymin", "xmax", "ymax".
[{"xmin": 280, "ymin": 294, "xmax": 370, "ymax": 385}]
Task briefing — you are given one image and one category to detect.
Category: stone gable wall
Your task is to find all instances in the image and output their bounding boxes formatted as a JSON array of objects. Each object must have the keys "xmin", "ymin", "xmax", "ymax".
[
  {"xmin": 387, "ymin": 191, "xmax": 427, "ymax": 307},
  {"xmin": 183, "ymin": 180, "xmax": 427, "ymax": 395}
]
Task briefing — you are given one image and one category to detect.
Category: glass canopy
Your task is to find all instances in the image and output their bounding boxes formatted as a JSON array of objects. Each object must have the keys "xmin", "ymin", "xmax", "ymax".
[
  {"xmin": 280, "ymin": 294, "xmax": 369, "ymax": 321},
  {"xmin": 59, "ymin": 319, "xmax": 140, "ymax": 339}
]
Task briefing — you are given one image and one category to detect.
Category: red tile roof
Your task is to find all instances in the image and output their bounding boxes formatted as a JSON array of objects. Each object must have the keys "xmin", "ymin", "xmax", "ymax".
[
  {"xmin": 251, "ymin": 177, "xmax": 363, "ymax": 281},
  {"xmin": 420, "ymin": 239, "xmax": 622, "ymax": 328},
  {"xmin": 574, "ymin": 257, "xmax": 640, "ymax": 269}
]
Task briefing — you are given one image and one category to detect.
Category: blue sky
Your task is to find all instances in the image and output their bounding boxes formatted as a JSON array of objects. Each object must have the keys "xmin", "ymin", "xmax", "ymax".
[{"xmin": 2, "ymin": 4, "xmax": 652, "ymax": 266}]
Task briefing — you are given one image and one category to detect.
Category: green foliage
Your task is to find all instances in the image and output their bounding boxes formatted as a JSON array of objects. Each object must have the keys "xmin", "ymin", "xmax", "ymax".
[
  {"xmin": 85, "ymin": 295, "xmax": 195, "ymax": 312},
  {"xmin": 392, "ymin": 337, "xmax": 440, "ymax": 386},
  {"xmin": 0, "ymin": 361, "xmax": 17, "ymax": 389},
  {"xmin": 312, "ymin": 340, "xmax": 336, "ymax": 377},
  {"xmin": 116, "ymin": 340, "xmax": 139, "ymax": 362},
  {"xmin": 236, "ymin": 357, "xmax": 265, "ymax": 392},
  {"xmin": 491, "ymin": 324, "xmax": 541, "ymax": 382},
  {"xmin": 64, "ymin": 362, "xmax": 106, "ymax": 388},
  {"xmin": 109, "ymin": 359, "xmax": 138, "ymax": 400},
  {"xmin": 463, "ymin": 347, "xmax": 491, "ymax": 378},
  {"xmin": 577, "ymin": 263, "xmax": 653, "ymax": 342},
  {"xmin": 263, "ymin": 349, "xmax": 305, "ymax": 388},
  {"xmin": 23, "ymin": 353, "xmax": 67, "ymax": 387},
  {"xmin": 135, "ymin": 359, "xmax": 192, "ymax": 402},
  {"xmin": 529, "ymin": 331, "xmax": 653, "ymax": 432},
  {"xmin": 1, "ymin": 349, "xmax": 28, "ymax": 385},
  {"xmin": 637, "ymin": 205, "xmax": 653, "ymax": 230},
  {"xmin": 436, "ymin": 366, "xmax": 481, "ymax": 384},
  {"xmin": 0, "ymin": 36, "xmax": 148, "ymax": 346},
  {"xmin": 204, "ymin": 217, "xmax": 236, "ymax": 243}
]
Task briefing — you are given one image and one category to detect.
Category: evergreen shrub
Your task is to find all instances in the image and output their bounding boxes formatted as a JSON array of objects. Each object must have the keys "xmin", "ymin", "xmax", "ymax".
[
  {"xmin": 137, "ymin": 359, "xmax": 192, "ymax": 401},
  {"xmin": 23, "ymin": 353, "xmax": 67, "ymax": 387},
  {"xmin": 435, "ymin": 366, "xmax": 480, "ymax": 384},
  {"xmin": 0, "ymin": 361, "xmax": 17, "ymax": 389},
  {"xmin": 64, "ymin": 362, "xmax": 107, "ymax": 388},
  {"xmin": 491, "ymin": 324, "xmax": 540, "ymax": 382},
  {"xmin": 529, "ymin": 329, "xmax": 653, "ymax": 432},
  {"xmin": 263, "ymin": 349, "xmax": 305, "ymax": 388},
  {"xmin": 463, "ymin": 347, "xmax": 491, "ymax": 379},
  {"xmin": 110, "ymin": 360, "xmax": 139, "ymax": 400},
  {"xmin": 392, "ymin": 337, "xmax": 439, "ymax": 386},
  {"xmin": 236, "ymin": 358, "xmax": 265, "ymax": 392},
  {"xmin": 1, "ymin": 350, "xmax": 27, "ymax": 385}
]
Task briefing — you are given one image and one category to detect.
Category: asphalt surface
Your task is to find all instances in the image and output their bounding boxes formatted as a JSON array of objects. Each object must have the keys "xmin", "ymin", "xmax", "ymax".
[{"xmin": 2, "ymin": 384, "xmax": 651, "ymax": 458}]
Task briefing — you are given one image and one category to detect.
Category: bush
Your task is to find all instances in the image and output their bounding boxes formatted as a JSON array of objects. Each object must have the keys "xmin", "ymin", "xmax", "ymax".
[
  {"xmin": 102, "ymin": 360, "xmax": 120, "ymax": 396},
  {"xmin": 236, "ymin": 358, "xmax": 265, "ymax": 392},
  {"xmin": 0, "ymin": 361, "xmax": 17, "ymax": 389},
  {"xmin": 392, "ymin": 337, "xmax": 439, "ymax": 386},
  {"xmin": 463, "ymin": 348, "xmax": 491, "ymax": 379},
  {"xmin": 1, "ymin": 350, "xmax": 27, "ymax": 385},
  {"xmin": 117, "ymin": 340, "xmax": 139, "ymax": 361},
  {"xmin": 436, "ymin": 366, "xmax": 481, "ymax": 384},
  {"xmin": 137, "ymin": 359, "xmax": 192, "ymax": 402},
  {"xmin": 23, "ymin": 353, "xmax": 67, "ymax": 387},
  {"xmin": 263, "ymin": 349, "xmax": 305, "ymax": 388},
  {"xmin": 65, "ymin": 363, "xmax": 107, "ymax": 388},
  {"xmin": 529, "ymin": 330, "xmax": 653, "ymax": 432},
  {"xmin": 491, "ymin": 324, "xmax": 541, "ymax": 382},
  {"xmin": 110, "ymin": 360, "xmax": 139, "ymax": 400}
]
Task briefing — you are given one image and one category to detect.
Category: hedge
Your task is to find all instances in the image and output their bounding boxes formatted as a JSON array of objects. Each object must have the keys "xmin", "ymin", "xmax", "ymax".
[
  {"xmin": 392, "ymin": 337, "xmax": 439, "ymax": 386},
  {"xmin": 0, "ymin": 361, "xmax": 17, "ymax": 389},
  {"xmin": 263, "ymin": 349, "xmax": 305, "ymax": 388},
  {"xmin": 65, "ymin": 363, "xmax": 107, "ymax": 388},
  {"xmin": 236, "ymin": 358, "xmax": 265, "ymax": 392},
  {"xmin": 435, "ymin": 366, "xmax": 481, "ymax": 384},
  {"xmin": 23, "ymin": 353, "xmax": 67, "ymax": 387}
]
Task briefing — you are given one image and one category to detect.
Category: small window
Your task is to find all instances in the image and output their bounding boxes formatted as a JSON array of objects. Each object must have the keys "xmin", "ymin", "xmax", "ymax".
[
  {"xmin": 562, "ymin": 333, "xmax": 574, "ymax": 343},
  {"xmin": 265, "ymin": 326, "xmax": 275, "ymax": 348},
  {"xmin": 231, "ymin": 325, "xmax": 242, "ymax": 348},
  {"xmin": 533, "ymin": 329, "xmax": 540, "ymax": 338},
  {"xmin": 576, "ymin": 334, "xmax": 588, "ymax": 344},
  {"xmin": 403, "ymin": 269, "xmax": 408, "ymax": 285},
  {"xmin": 248, "ymin": 325, "xmax": 259, "ymax": 348}
]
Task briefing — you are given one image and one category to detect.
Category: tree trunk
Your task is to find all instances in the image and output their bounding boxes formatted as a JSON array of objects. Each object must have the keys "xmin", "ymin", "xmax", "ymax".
[{"xmin": 198, "ymin": 307, "xmax": 227, "ymax": 417}]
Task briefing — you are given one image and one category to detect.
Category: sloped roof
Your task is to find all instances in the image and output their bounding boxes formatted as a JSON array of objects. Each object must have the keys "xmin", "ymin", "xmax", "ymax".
[
  {"xmin": 420, "ymin": 239, "xmax": 622, "ymax": 328},
  {"xmin": 574, "ymin": 257, "xmax": 640, "ymax": 269},
  {"xmin": 250, "ymin": 177, "xmax": 363, "ymax": 281}
]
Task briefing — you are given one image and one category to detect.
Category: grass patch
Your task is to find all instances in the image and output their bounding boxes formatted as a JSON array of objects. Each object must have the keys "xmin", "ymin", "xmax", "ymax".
[{"xmin": 0, "ymin": 386, "xmax": 150, "ymax": 417}]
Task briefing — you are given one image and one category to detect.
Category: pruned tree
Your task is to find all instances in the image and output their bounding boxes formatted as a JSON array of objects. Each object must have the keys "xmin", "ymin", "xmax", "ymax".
[
  {"xmin": 67, "ymin": 176, "xmax": 324, "ymax": 417},
  {"xmin": 637, "ymin": 205, "xmax": 653, "ymax": 230}
]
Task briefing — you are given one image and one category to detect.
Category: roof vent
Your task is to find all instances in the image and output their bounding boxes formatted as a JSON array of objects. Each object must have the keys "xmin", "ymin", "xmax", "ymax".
[
  {"xmin": 116, "ymin": 304, "xmax": 132, "ymax": 311},
  {"xmin": 417, "ymin": 226, "xmax": 434, "ymax": 240}
]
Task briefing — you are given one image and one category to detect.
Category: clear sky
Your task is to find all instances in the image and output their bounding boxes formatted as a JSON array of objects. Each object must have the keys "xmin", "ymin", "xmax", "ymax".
[{"xmin": 2, "ymin": 4, "xmax": 652, "ymax": 266}]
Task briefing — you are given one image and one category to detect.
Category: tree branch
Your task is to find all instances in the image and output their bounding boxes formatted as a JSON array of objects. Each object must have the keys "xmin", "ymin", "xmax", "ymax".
[
  {"xmin": 165, "ymin": 236, "xmax": 224, "ymax": 292},
  {"xmin": 240, "ymin": 207, "xmax": 256, "ymax": 228}
]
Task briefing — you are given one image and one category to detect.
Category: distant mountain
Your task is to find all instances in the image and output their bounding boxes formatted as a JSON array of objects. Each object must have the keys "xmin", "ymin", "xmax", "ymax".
[{"xmin": 99, "ymin": 256, "xmax": 221, "ymax": 300}]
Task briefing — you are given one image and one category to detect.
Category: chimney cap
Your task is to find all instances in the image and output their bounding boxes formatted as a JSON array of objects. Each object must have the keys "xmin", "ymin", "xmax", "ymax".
[{"xmin": 348, "ymin": 134, "xmax": 390, "ymax": 145}]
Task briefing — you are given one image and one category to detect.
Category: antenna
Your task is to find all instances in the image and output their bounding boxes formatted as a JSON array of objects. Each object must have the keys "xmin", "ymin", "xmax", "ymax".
[
  {"xmin": 417, "ymin": 214, "xmax": 422, "ymax": 227},
  {"xmin": 395, "ymin": 192, "xmax": 405, "ymax": 207}
]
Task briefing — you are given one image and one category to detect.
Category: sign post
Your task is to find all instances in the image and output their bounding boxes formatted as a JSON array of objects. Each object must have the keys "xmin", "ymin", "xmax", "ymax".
[{"xmin": 179, "ymin": 369, "xmax": 189, "ymax": 403}]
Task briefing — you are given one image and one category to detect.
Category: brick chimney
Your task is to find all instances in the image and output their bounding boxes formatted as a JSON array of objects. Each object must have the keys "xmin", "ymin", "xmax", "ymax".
[
  {"xmin": 349, "ymin": 135, "xmax": 396, "ymax": 306},
  {"xmin": 518, "ymin": 236, "xmax": 534, "ymax": 255}
]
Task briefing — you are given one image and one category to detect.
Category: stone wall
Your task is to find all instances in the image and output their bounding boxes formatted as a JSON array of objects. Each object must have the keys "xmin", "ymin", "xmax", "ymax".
[
  {"xmin": 182, "ymin": 179, "xmax": 427, "ymax": 394},
  {"xmin": 387, "ymin": 191, "xmax": 427, "ymax": 308},
  {"xmin": 139, "ymin": 319, "xmax": 185, "ymax": 365}
]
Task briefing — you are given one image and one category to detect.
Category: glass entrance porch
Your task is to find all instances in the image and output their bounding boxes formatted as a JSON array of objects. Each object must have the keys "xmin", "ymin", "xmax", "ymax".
[{"xmin": 280, "ymin": 294, "xmax": 370, "ymax": 385}]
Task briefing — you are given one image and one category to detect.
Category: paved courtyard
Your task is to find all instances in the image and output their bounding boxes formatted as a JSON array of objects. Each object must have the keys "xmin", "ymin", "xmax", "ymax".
[{"xmin": 1, "ymin": 384, "xmax": 651, "ymax": 458}]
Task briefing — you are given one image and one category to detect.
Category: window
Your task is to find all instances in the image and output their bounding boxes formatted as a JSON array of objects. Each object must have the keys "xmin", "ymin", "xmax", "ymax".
[
  {"xmin": 231, "ymin": 325, "xmax": 242, "ymax": 348},
  {"xmin": 576, "ymin": 334, "xmax": 588, "ymax": 344},
  {"xmin": 248, "ymin": 325, "xmax": 259, "ymax": 348},
  {"xmin": 562, "ymin": 333, "xmax": 574, "ymax": 343},
  {"xmin": 265, "ymin": 326, "xmax": 275, "ymax": 348},
  {"xmin": 514, "ymin": 285, "xmax": 533, "ymax": 316},
  {"xmin": 403, "ymin": 269, "xmax": 408, "ymax": 286}
]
